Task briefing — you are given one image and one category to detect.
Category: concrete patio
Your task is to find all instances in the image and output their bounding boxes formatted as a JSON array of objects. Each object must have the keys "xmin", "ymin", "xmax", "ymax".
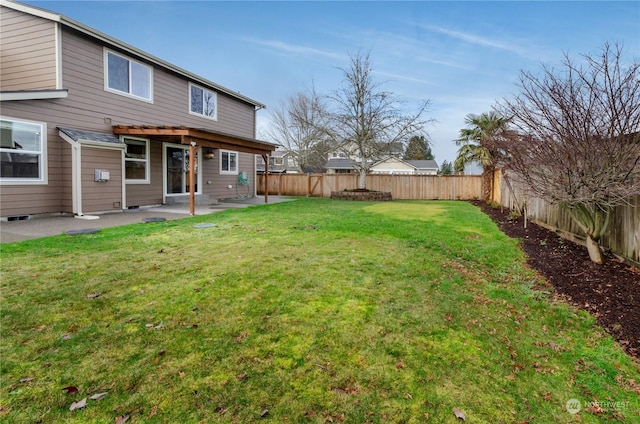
[{"xmin": 1, "ymin": 196, "xmax": 295, "ymax": 243}]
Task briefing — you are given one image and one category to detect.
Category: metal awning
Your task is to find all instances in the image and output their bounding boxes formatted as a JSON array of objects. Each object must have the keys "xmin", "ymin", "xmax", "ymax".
[
  {"xmin": 112, "ymin": 125, "xmax": 276, "ymax": 155},
  {"xmin": 59, "ymin": 127, "xmax": 124, "ymax": 146}
]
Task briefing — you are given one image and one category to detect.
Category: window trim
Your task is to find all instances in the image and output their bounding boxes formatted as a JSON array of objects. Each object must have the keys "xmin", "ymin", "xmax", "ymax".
[
  {"xmin": 188, "ymin": 83, "xmax": 218, "ymax": 121},
  {"xmin": 122, "ymin": 136, "xmax": 150, "ymax": 184},
  {"xmin": 104, "ymin": 48, "xmax": 154, "ymax": 103},
  {"xmin": 220, "ymin": 150, "xmax": 238, "ymax": 175},
  {"xmin": 0, "ymin": 116, "xmax": 47, "ymax": 185}
]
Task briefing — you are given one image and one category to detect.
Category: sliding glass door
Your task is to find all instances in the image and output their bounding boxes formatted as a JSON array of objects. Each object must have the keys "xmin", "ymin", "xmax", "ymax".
[{"xmin": 164, "ymin": 144, "xmax": 201, "ymax": 196}]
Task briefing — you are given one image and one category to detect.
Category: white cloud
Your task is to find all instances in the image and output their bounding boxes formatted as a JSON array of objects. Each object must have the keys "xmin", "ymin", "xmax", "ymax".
[
  {"xmin": 241, "ymin": 37, "xmax": 347, "ymax": 61},
  {"xmin": 421, "ymin": 24, "xmax": 531, "ymax": 57}
]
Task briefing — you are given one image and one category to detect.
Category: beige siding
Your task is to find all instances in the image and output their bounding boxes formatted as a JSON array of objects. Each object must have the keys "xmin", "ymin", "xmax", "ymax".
[
  {"xmin": 59, "ymin": 30, "xmax": 256, "ymax": 138},
  {"xmin": 0, "ymin": 7, "xmax": 57, "ymax": 90},
  {"xmin": 125, "ymin": 142, "xmax": 164, "ymax": 207},
  {"xmin": 200, "ymin": 150, "xmax": 255, "ymax": 201},
  {"xmin": 80, "ymin": 146, "xmax": 122, "ymax": 213}
]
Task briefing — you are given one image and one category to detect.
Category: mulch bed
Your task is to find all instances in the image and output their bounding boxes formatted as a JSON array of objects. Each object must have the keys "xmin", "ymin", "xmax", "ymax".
[{"xmin": 473, "ymin": 201, "xmax": 640, "ymax": 358}]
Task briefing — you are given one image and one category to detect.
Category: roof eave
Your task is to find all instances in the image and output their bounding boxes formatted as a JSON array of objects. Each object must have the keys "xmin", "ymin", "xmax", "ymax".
[{"xmin": 0, "ymin": 89, "xmax": 69, "ymax": 101}]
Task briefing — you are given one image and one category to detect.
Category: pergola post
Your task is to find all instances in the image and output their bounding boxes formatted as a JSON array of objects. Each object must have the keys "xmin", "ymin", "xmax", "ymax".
[
  {"xmin": 188, "ymin": 141, "xmax": 200, "ymax": 216},
  {"xmin": 262, "ymin": 154, "xmax": 269, "ymax": 204}
]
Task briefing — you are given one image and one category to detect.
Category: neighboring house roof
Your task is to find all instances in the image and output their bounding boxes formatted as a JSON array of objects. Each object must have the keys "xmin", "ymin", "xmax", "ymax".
[
  {"xmin": 406, "ymin": 159, "xmax": 439, "ymax": 170},
  {"xmin": 324, "ymin": 158, "xmax": 356, "ymax": 170},
  {"xmin": 0, "ymin": 0, "xmax": 265, "ymax": 109},
  {"xmin": 58, "ymin": 127, "xmax": 123, "ymax": 145}
]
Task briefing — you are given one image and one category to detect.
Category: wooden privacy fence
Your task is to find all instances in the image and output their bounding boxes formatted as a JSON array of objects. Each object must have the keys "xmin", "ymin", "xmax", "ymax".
[
  {"xmin": 496, "ymin": 170, "xmax": 640, "ymax": 263},
  {"xmin": 257, "ymin": 173, "xmax": 483, "ymax": 200}
]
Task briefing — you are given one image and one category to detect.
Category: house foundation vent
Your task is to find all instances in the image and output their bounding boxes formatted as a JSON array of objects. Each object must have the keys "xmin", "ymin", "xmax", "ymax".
[{"xmin": 6, "ymin": 215, "xmax": 31, "ymax": 222}]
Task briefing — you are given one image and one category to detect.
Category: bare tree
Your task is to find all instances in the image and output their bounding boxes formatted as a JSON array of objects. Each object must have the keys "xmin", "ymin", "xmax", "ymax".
[
  {"xmin": 325, "ymin": 51, "xmax": 432, "ymax": 189},
  {"xmin": 495, "ymin": 43, "xmax": 640, "ymax": 263},
  {"xmin": 266, "ymin": 88, "xmax": 330, "ymax": 172}
]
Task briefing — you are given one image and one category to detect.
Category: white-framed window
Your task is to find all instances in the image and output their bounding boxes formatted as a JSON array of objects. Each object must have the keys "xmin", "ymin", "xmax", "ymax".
[
  {"xmin": 123, "ymin": 136, "xmax": 150, "ymax": 183},
  {"xmin": 220, "ymin": 150, "xmax": 238, "ymax": 174},
  {"xmin": 104, "ymin": 49, "xmax": 153, "ymax": 102},
  {"xmin": 189, "ymin": 83, "xmax": 217, "ymax": 120},
  {"xmin": 0, "ymin": 117, "xmax": 47, "ymax": 184}
]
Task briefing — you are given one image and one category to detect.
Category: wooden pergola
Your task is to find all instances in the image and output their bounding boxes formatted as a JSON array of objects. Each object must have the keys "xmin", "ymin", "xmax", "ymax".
[{"xmin": 113, "ymin": 125, "xmax": 276, "ymax": 215}]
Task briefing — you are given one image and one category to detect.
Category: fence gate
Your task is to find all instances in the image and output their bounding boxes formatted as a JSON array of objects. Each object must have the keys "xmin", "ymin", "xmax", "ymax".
[{"xmin": 308, "ymin": 174, "xmax": 323, "ymax": 197}]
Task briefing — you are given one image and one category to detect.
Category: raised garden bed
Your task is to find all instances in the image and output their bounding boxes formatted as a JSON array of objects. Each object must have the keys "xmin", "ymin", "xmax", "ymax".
[{"xmin": 330, "ymin": 190, "xmax": 392, "ymax": 201}]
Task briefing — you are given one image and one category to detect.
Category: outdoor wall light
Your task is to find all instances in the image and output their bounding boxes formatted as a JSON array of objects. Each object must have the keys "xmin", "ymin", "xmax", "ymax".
[{"xmin": 204, "ymin": 148, "xmax": 215, "ymax": 160}]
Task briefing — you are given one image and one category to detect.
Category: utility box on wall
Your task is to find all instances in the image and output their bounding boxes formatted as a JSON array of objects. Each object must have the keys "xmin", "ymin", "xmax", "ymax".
[{"xmin": 94, "ymin": 169, "xmax": 110, "ymax": 182}]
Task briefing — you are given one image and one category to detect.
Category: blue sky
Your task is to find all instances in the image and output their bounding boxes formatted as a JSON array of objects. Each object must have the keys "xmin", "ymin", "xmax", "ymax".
[{"xmin": 22, "ymin": 0, "xmax": 640, "ymax": 164}]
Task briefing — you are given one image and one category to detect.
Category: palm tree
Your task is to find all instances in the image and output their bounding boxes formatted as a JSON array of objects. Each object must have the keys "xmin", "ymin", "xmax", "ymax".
[{"xmin": 454, "ymin": 111, "xmax": 510, "ymax": 200}]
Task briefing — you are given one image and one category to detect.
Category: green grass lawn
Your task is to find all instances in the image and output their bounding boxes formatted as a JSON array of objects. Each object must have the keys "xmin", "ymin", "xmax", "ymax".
[{"xmin": 1, "ymin": 198, "xmax": 638, "ymax": 423}]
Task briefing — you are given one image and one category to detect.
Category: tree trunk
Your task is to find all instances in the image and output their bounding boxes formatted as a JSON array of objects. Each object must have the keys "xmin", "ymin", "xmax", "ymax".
[
  {"xmin": 586, "ymin": 235, "xmax": 604, "ymax": 264},
  {"xmin": 358, "ymin": 171, "xmax": 367, "ymax": 189},
  {"xmin": 358, "ymin": 157, "xmax": 367, "ymax": 189},
  {"xmin": 481, "ymin": 167, "xmax": 495, "ymax": 201}
]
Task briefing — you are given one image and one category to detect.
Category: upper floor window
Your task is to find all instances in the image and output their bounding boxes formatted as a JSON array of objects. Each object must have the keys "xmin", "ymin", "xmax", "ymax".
[
  {"xmin": 220, "ymin": 150, "xmax": 237, "ymax": 174},
  {"xmin": 0, "ymin": 117, "xmax": 46, "ymax": 184},
  {"xmin": 189, "ymin": 83, "xmax": 217, "ymax": 120},
  {"xmin": 123, "ymin": 137, "xmax": 149, "ymax": 183},
  {"xmin": 105, "ymin": 49, "xmax": 153, "ymax": 102},
  {"xmin": 269, "ymin": 157, "xmax": 284, "ymax": 166}
]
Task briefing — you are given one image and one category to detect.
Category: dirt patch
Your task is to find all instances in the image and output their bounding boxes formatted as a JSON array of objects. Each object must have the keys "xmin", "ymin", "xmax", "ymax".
[{"xmin": 473, "ymin": 201, "xmax": 640, "ymax": 358}]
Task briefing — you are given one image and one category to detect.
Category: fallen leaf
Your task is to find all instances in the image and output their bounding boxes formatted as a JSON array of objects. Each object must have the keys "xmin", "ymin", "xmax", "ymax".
[
  {"xmin": 62, "ymin": 386, "xmax": 79, "ymax": 394},
  {"xmin": 62, "ymin": 333, "xmax": 71, "ymax": 340},
  {"xmin": 234, "ymin": 331, "xmax": 249, "ymax": 343},
  {"xmin": 90, "ymin": 392, "xmax": 108, "ymax": 401},
  {"xmin": 19, "ymin": 377, "xmax": 34, "ymax": 383},
  {"xmin": 453, "ymin": 407, "xmax": 466, "ymax": 420},
  {"xmin": 148, "ymin": 405, "xmax": 158, "ymax": 418},
  {"xmin": 236, "ymin": 373, "xmax": 249, "ymax": 381},
  {"xmin": 87, "ymin": 293, "xmax": 101, "ymax": 299},
  {"xmin": 116, "ymin": 416, "xmax": 130, "ymax": 424},
  {"xmin": 69, "ymin": 398, "xmax": 87, "ymax": 411},
  {"xmin": 395, "ymin": 361, "xmax": 405, "ymax": 370},
  {"xmin": 260, "ymin": 408, "xmax": 269, "ymax": 418}
]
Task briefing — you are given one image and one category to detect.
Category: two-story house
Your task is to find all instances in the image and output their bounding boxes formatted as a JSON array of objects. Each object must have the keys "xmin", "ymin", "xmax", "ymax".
[
  {"xmin": 255, "ymin": 150, "xmax": 300, "ymax": 174},
  {"xmin": 324, "ymin": 141, "xmax": 438, "ymax": 174},
  {"xmin": 0, "ymin": 0, "xmax": 275, "ymax": 220}
]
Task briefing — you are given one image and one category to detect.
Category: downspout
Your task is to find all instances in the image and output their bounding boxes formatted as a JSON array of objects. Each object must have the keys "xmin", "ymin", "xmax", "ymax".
[{"xmin": 121, "ymin": 147, "xmax": 126, "ymax": 209}]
